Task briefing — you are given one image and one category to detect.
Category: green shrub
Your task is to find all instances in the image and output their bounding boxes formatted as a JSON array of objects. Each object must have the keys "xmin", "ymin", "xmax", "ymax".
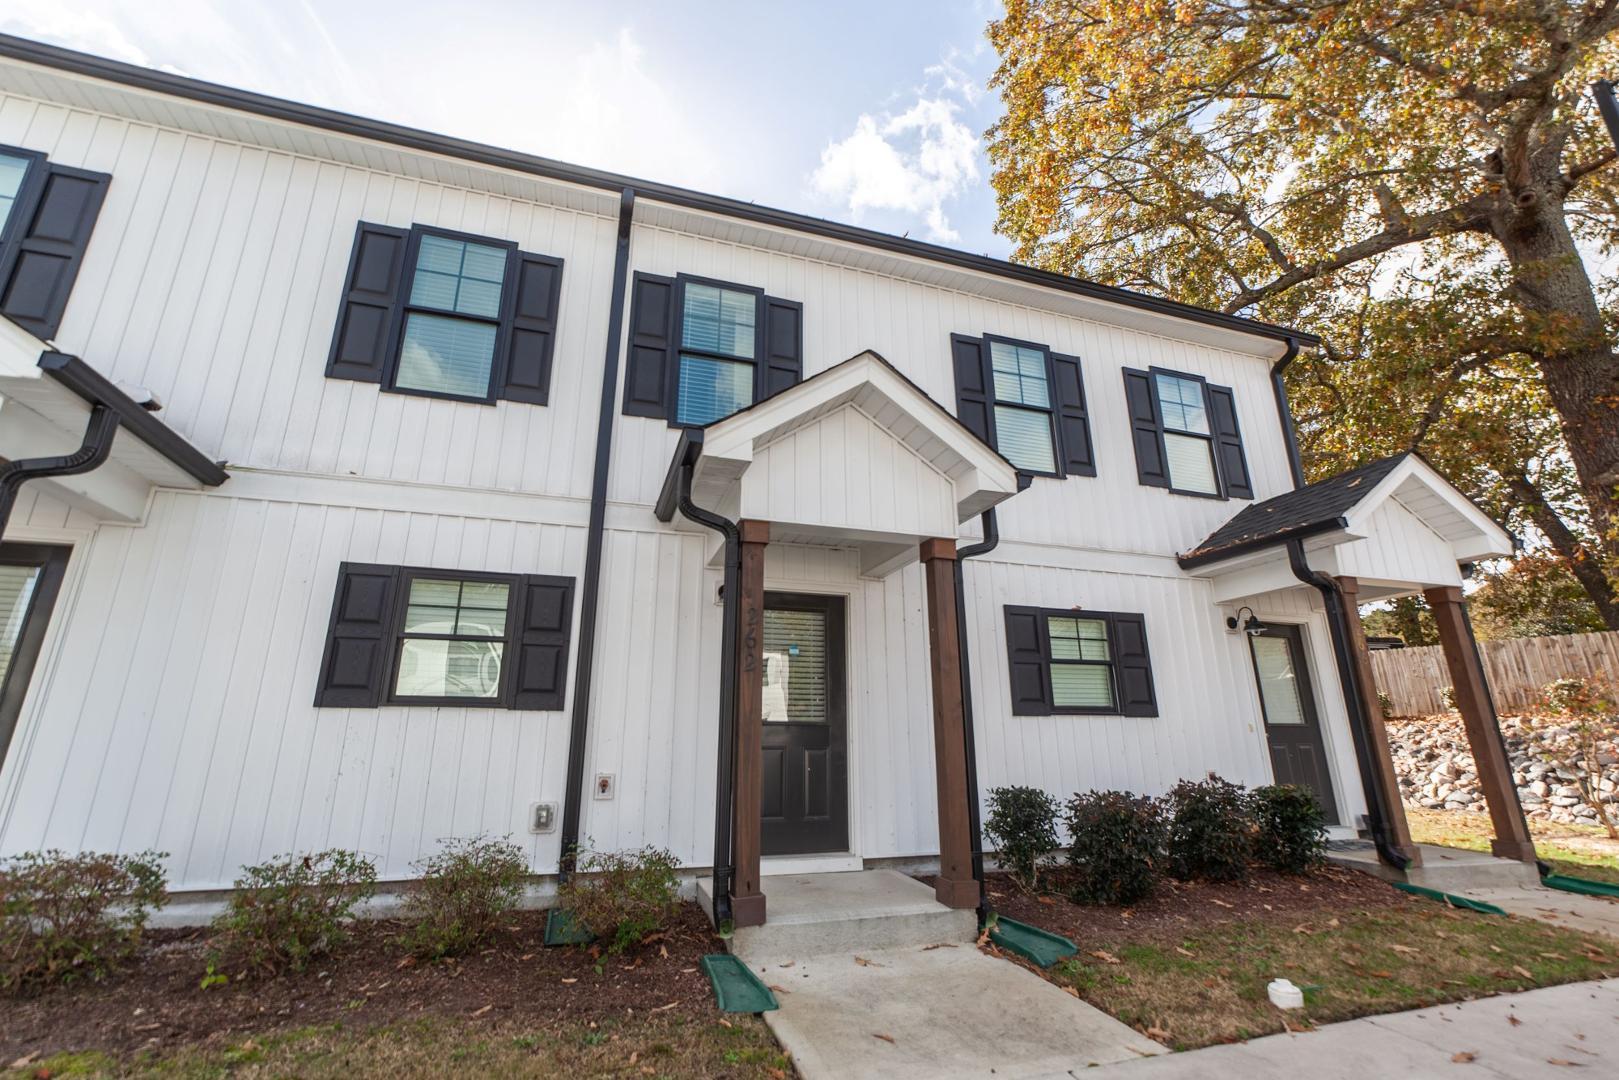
[
  {"xmin": 1249, "ymin": 784, "xmax": 1327, "ymax": 873},
  {"xmin": 982, "ymin": 785, "xmax": 1061, "ymax": 891},
  {"xmin": 556, "ymin": 845, "xmax": 680, "ymax": 955},
  {"xmin": 0, "ymin": 850, "xmax": 167, "ymax": 995},
  {"xmin": 401, "ymin": 836, "xmax": 528, "ymax": 959},
  {"xmin": 211, "ymin": 850, "xmax": 377, "ymax": 974},
  {"xmin": 1166, "ymin": 774, "xmax": 1252, "ymax": 882},
  {"xmin": 1064, "ymin": 791, "xmax": 1165, "ymax": 905}
]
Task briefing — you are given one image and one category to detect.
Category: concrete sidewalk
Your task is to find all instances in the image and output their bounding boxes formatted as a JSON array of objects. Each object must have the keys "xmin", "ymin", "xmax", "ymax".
[
  {"xmin": 1081, "ymin": 978, "xmax": 1619, "ymax": 1078},
  {"xmin": 755, "ymin": 942, "xmax": 1162, "ymax": 1079}
]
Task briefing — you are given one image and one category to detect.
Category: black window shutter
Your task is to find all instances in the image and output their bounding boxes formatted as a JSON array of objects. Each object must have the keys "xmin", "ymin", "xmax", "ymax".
[
  {"xmin": 622, "ymin": 273, "xmax": 674, "ymax": 418},
  {"xmin": 511, "ymin": 575, "xmax": 575, "ymax": 710},
  {"xmin": 1109, "ymin": 613, "xmax": 1158, "ymax": 717},
  {"xmin": 951, "ymin": 334, "xmax": 996, "ymax": 448},
  {"xmin": 1206, "ymin": 384, "xmax": 1254, "ymax": 499},
  {"xmin": 1049, "ymin": 353, "xmax": 1096, "ymax": 478},
  {"xmin": 314, "ymin": 563, "xmax": 401, "ymax": 707},
  {"xmin": 325, "ymin": 222, "xmax": 409, "ymax": 383},
  {"xmin": 499, "ymin": 252, "xmax": 564, "ymax": 404},
  {"xmin": 1004, "ymin": 606, "xmax": 1052, "ymax": 716},
  {"xmin": 761, "ymin": 295, "xmax": 803, "ymax": 399},
  {"xmin": 0, "ymin": 164, "xmax": 110, "ymax": 340},
  {"xmin": 1122, "ymin": 368, "xmax": 1169, "ymax": 488}
]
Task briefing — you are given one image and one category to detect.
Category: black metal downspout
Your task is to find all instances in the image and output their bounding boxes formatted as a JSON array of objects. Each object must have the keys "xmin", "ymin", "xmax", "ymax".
[
  {"xmin": 953, "ymin": 508, "xmax": 999, "ymax": 924},
  {"xmin": 660, "ymin": 435, "xmax": 740, "ymax": 926},
  {"xmin": 0, "ymin": 405, "xmax": 119, "ymax": 539},
  {"xmin": 1270, "ymin": 337, "xmax": 1305, "ymax": 490},
  {"xmin": 1287, "ymin": 540, "xmax": 1409, "ymax": 869},
  {"xmin": 558, "ymin": 187, "xmax": 636, "ymax": 880}
]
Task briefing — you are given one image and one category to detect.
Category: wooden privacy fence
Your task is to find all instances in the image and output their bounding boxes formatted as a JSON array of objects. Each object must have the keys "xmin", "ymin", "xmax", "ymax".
[{"xmin": 1370, "ymin": 629, "xmax": 1619, "ymax": 717}]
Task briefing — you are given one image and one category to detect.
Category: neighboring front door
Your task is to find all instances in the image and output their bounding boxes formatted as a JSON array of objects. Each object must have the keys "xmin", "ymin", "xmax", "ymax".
[
  {"xmin": 760, "ymin": 592, "xmax": 849, "ymax": 855},
  {"xmin": 1248, "ymin": 623, "xmax": 1339, "ymax": 824}
]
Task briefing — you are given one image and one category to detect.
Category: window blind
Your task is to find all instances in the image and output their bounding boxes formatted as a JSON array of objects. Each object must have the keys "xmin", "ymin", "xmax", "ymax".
[
  {"xmin": 0, "ymin": 564, "xmax": 40, "ymax": 689},
  {"xmin": 762, "ymin": 608, "xmax": 828, "ymax": 724}
]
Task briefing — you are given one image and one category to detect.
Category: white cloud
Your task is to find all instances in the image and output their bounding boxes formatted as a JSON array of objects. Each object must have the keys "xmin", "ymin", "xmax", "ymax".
[{"xmin": 811, "ymin": 95, "xmax": 979, "ymax": 242}]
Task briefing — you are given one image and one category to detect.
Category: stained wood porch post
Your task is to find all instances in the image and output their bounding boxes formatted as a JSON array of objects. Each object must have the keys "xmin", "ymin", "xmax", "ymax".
[
  {"xmin": 729, "ymin": 519, "xmax": 769, "ymax": 927},
  {"xmin": 1424, "ymin": 585, "xmax": 1538, "ymax": 863},
  {"xmin": 1336, "ymin": 576, "xmax": 1422, "ymax": 866},
  {"xmin": 920, "ymin": 538, "xmax": 977, "ymax": 909}
]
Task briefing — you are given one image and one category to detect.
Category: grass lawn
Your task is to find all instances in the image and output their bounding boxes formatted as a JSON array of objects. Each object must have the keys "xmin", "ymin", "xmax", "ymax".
[
  {"xmin": 983, "ymin": 866, "xmax": 1617, "ymax": 1051},
  {"xmin": 12, "ymin": 1016, "xmax": 787, "ymax": 1079},
  {"xmin": 1405, "ymin": 805, "xmax": 1619, "ymax": 885}
]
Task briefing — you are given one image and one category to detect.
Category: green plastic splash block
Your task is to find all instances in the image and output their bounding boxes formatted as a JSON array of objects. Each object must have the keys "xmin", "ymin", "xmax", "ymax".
[
  {"xmin": 700, "ymin": 954, "xmax": 778, "ymax": 1013},
  {"xmin": 990, "ymin": 915, "xmax": 1079, "ymax": 968},
  {"xmin": 543, "ymin": 907, "xmax": 595, "ymax": 946},
  {"xmin": 1393, "ymin": 882, "xmax": 1506, "ymax": 915},
  {"xmin": 1542, "ymin": 873, "xmax": 1619, "ymax": 900}
]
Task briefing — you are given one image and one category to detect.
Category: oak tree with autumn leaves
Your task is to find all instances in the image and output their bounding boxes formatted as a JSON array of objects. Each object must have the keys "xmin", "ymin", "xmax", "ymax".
[{"xmin": 987, "ymin": 0, "xmax": 1619, "ymax": 627}]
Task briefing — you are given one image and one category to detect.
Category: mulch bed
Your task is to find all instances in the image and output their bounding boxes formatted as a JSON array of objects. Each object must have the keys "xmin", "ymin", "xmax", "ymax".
[
  {"xmin": 3, "ymin": 902, "xmax": 730, "ymax": 1063},
  {"xmin": 971, "ymin": 864, "xmax": 1416, "ymax": 948}
]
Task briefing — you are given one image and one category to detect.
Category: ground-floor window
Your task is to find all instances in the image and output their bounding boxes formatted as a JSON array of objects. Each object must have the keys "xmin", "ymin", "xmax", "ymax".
[
  {"xmin": 1003, "ymin": 605, "xmax": 1159, "ymax": 717},
  {"xmin": 0, "ymin": 543, "xmax": 70, "ymax": 770}
]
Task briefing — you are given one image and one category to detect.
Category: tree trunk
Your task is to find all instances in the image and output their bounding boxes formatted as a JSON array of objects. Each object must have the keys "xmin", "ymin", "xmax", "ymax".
[
  {"xmin": 1503, "ymin": 473, "xmax": 1619, "ymax": 630},
  {"xmin": 1492, "ymin": 194, "xmax": 1619, "ymax": 609}
]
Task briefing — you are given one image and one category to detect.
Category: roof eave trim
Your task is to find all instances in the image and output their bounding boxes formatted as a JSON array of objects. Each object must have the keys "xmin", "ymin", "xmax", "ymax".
[
  {"xmin": 0, "ymin": 33, "xmax": 1318, "ymax": 350},
  {"xmin": 1177, "ymin": 516, "xmax": 1350, "ymax": 570},
  {"xmin": 38, "ymin": 352, "xmax": 227, "ymax": 486}
]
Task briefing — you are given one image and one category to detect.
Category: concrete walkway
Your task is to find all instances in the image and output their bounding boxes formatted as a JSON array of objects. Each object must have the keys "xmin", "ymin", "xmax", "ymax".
[
  {"xmin": 755, "ymin": 942, "xmax": 1163, "ymax": 1079},
  {"xmin": 1080, "ymin": 979, "xmax": 1619, "ymax": 1078},
  {"xmin": 1465, "ymin": 884, "xmax": 1619, "ymax": 940}
]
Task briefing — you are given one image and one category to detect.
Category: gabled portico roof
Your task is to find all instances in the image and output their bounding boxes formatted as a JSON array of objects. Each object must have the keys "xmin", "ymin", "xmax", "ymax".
[
  {"xmin": 1181, "ymin": 453, "xmax": 1515, "ymax": 602},
  {"xmin": 656, "ymin": 350, "xmax": 1023, "ymax": 576}
]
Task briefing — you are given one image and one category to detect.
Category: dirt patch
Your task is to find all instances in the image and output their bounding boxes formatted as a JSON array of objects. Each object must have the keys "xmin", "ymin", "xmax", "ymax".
[
  {"xmin": 3, "ymin": 903, "xmax": 757, "ymax": 1068},
  {"xmin": 971, "ymin": 864, "xmax": 1413, "ymax": 948}
]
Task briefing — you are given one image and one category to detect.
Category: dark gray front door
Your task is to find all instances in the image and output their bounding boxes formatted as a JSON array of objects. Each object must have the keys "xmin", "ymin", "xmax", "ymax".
[
  {"xmin": 760, "ymin": 592, "xmax": 848, "ymax": 855},
  {"xmin": 1249, "ymin": 623, "xmax": 1339, "ymax": 824}
]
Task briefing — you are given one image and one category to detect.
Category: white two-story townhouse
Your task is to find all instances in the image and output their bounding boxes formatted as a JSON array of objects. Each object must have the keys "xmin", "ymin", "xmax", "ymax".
[{"xmin": 0, "ymin": 34, "xmax": 1536, "ymax": 926}]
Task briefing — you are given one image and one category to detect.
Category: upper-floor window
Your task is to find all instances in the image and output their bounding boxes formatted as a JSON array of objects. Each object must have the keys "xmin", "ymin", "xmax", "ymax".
[
  {"xmin": 622, "ymin": 272, "xmax": 804, "ymax": 426},
  {"xmin": 1003, "ymin": 605, "xmax": 1158, "ymax": 717},
  {"xmin": 0, "ymin": 144, "xmax": 110, "ymax": 341},
  {"xmin": 1123, "ymin": 366, "xmax": 1253, "ymax": 500},
  {"xmin": 0, "ymin": 152, "xmax": 31, "ymax": 234},
  {"xmin": 677, "ymin": 281, "xmax": 761, "ymax": 425},
  {"xmin": 1155, "ymin": 372, "xmax": 1219, "ymax": 495},
  {"xmin": 951, "ymin": 333, "xmax": 1094, "ymax": 479},
  {"xmin": 325, "ymin": 222, "xmax": 564, "ymax": 406}
]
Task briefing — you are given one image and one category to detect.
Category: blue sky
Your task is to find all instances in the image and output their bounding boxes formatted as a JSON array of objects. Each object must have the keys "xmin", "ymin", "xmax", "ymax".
[{"xmin": 1, "ymin": 1, "xmax": 1012, "ymax": 256}]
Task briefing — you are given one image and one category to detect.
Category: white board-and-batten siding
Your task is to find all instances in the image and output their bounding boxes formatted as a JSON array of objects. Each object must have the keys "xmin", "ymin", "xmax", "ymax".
[{"xmin": 0, "ymin": 68, "xmax": 1359, "ymax": 890}]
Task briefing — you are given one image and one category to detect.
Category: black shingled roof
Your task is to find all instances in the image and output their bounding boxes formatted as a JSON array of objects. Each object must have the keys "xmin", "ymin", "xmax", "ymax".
[{"xmin": 1178, "ymin": 454, "xmax": 1410, "ymax": 569}]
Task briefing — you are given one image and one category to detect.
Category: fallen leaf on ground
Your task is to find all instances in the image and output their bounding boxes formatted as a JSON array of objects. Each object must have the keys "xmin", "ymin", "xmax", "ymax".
[
  {"xmin": 718, "ymin": 1019, "xmax": 732, "ymax": 1028},
  {"xmin": 853, "ymin": 956, "xmax": 884, "ymax": 967},
  {"xmin": 1508, "ymin": 1015, "xmax": 1523, "ymax": 1026},
  {"xmin": 1210, "ymin": 899, "xmax": 1234, "ymax": 908},
  {"xmin": 1390, "ymin": 944, "xmax": 1419, "ymax": 954},
  {"xmin": 1452, "ymin": 1051, "xmax": 1476, "ymax": 1063},
  {"xmin": 561, "ymin": 978, "xmax": 578, "ymax": 985},
  {"xmin": 922, "ymin": 943, "xmax": 957, "ymax": 950},
  {"xmin": 1146, "ymin": 1026, "xmax": 1171, "ymax": 1040},
  {"xmin": 1293, "ymin": 925, "xmax": 1312, "ymax": 935},
  {"xmin": 628, "ymin": 1052, "xmax": 638, "ymax": 1066},
  {"xmin": 779, "ymin": 960, "xmax": 795, "ymax": 967},
  {"xmin": 518, "ymin": 953, "xmax": 534, "ymax": 961},
  {"xmin": 1367, "ymin": 970, "xmax": 1394, "ymax": 979},
  {"xmin": 1546, "ymin": 1059, "xmax": 1581, "ymax": 1067},
  {"xmin": 653, "ymin": 1002, "xmax": 679, "ymax": 1012},
  {"xmin": 1175, "ymin": 946, "xmax": 1196, "ymax": 958},
  {"xmin": 1091, "ymin": 950, "xmax": 1122, "ymax": 965},
  {"xmin": 1512, "ymin": 965, "xmax": 1534, "ymax": 980},
  {"xmin": 470, "ymin": 1004, "xmax": 492, "ymax": 1018},
  {"xmin": 1038, "ymin": 896, "xmax": 1056, "ymax": 905},
  {"xmin": 10, "ymin": 1053, "xmax": 38, "ymax": 1070},
  {"xmin": 872, "ymin": 1033, "xmax": 896, "ymax": 1044},
  {"xmin": 768, "ymin": 985, "xmax": 791, "ymax": 994}
]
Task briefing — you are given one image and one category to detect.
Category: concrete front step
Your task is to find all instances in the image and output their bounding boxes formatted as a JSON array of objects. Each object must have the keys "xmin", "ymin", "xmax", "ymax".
[
  {"xmin": 1328, "ymin": 841, "xmax": 1542, "ymax": 891},
  {"xmin": 697, "ymin": 869, "xmax": 976, "ymax": 962}
]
